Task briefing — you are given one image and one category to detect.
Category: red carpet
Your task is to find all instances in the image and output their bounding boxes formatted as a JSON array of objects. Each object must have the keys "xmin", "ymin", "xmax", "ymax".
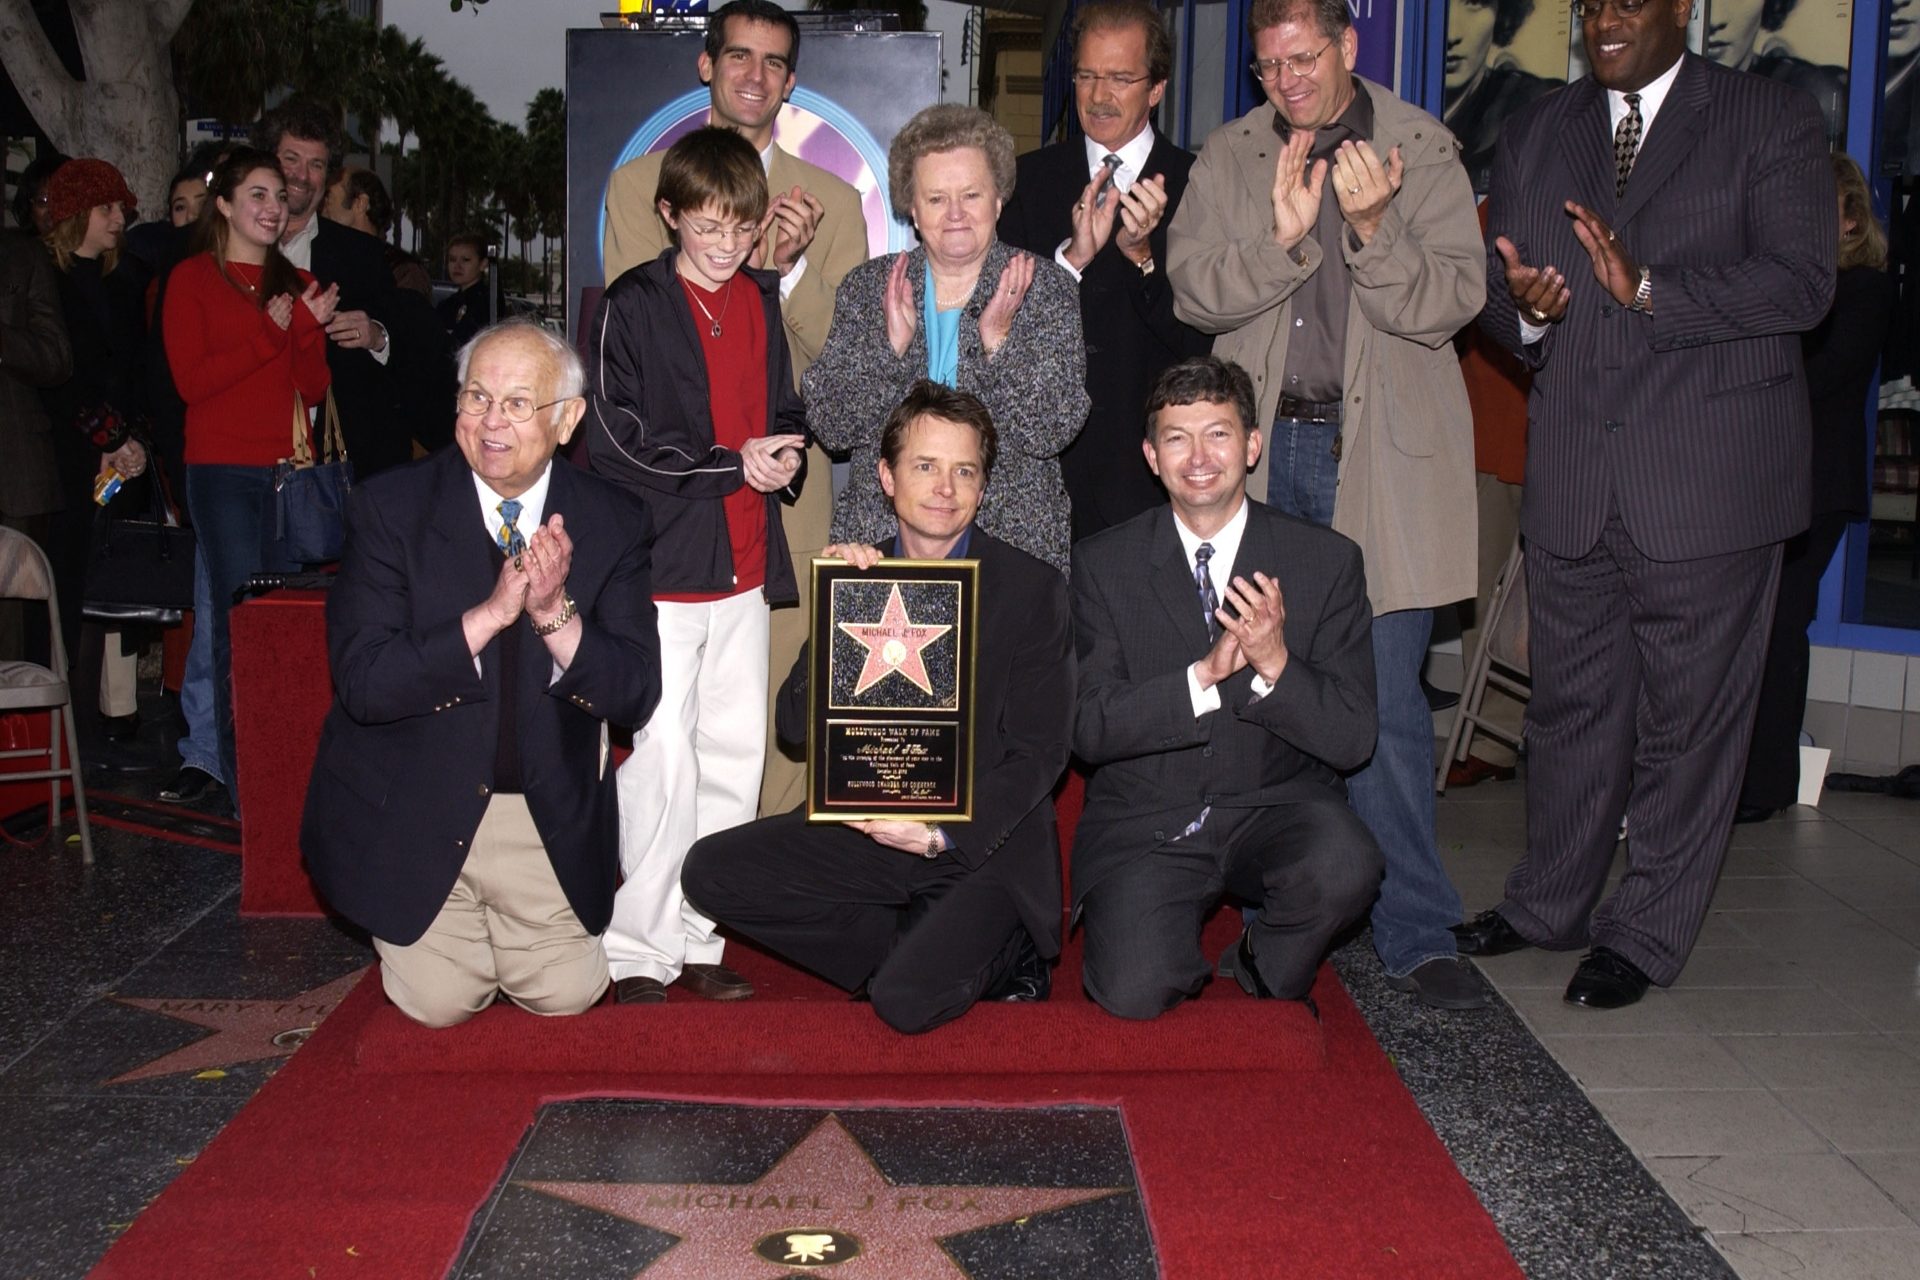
[{"xmin": 91, "ymin": 913, "xmax": 1520, "ymax": 1280}]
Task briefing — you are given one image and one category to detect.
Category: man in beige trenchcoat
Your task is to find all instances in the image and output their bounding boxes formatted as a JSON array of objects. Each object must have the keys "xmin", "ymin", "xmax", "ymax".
[{"xmin": 1165, "ymin": 0, "xmax": 1484, "ymax": 1010}]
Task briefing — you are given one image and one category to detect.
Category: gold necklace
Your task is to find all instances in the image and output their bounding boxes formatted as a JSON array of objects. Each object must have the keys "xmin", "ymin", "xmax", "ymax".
[{"xmin": 682, "ymin": 276, "xmax": 734, "ymax": 337}]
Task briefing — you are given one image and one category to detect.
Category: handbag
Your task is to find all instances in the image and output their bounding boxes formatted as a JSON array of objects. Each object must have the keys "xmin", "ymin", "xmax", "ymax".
[
  {"xmin": 274, "ymin": 388, "xmax": 353, "ymax": 564},
  {"xmin": 83, "ymin": 464, "xmax": 196, "ymax": 626}
]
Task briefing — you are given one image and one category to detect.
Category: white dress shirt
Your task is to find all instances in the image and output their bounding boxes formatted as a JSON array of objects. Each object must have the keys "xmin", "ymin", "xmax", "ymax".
[
  {"xmin": 1172, "ymin": 497, "xmax": 1274, "ymax": 715},
  {"xmin": 1053, "ymin": 124, "xmax": 1158, "ymax": 282},
  {"xmin": 471, "ymin": 462, "xmax": 560, "ymax": 679},
  {"xmin": 1517, "ymin": 55, "xmax": 1683, "ymax": 345}
]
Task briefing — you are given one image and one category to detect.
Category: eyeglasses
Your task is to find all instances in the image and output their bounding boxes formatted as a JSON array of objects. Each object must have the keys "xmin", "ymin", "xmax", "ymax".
[
  {"xmin": 457, "ymin": 388, "xmax": 571, "ymax": 423},
  {"xmin": 1571, "ymin": 0, "xmax": 1649, "ymax": 17},
  {"xmin": 1251, "ymin": 39, "xmax": 1335, "ymax": 83},
  {"xmin": 680, "ymin": 217, "xmax": 761, "ymax": 243},
  {"xmin": 1070, "ymin": 70, "xmax": 1151, "ymax": 90}
]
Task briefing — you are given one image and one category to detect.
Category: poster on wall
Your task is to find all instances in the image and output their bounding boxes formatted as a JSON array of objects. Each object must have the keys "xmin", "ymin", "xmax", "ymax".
[
  {"xmin": 1704, "ymin": 0, "xmax": 1851, "ymax": 146},
  {"xmin": 1885, "ymin": 0, "xmax": 1920, "ymax": 174},
  {"xmin": 565, "ymin": 28, "xmax": 942, "ymax": 328},
  {"xmin": 1444, "ymin": 0, "xmax": 1573, "ymax": 193}
]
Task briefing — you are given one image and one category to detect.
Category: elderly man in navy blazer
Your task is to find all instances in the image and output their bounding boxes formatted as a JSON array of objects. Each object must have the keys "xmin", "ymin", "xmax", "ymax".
[
  {"xmin": 1071, "ymin": 356, "xmax": 1384, "ymax": 1018},
  {"xmin": 302, "ymin": 322, "xmax": 662, "ymax": 1027},
  {"xmin": 1460, "ymin": 0, "xmax": 1835, "ymax": 1008}
]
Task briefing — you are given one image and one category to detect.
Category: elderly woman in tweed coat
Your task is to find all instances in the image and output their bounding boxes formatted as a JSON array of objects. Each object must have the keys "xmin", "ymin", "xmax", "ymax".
[{"xmin": 803, "ymin": 105, "xmax": 1089, "ymax": 576}]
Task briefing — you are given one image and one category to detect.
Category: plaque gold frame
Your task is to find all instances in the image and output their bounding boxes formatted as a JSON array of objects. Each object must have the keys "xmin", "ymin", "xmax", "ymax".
[{"xmin": 805, "ymin": 556, "xmax": 980, "ymax": 823}]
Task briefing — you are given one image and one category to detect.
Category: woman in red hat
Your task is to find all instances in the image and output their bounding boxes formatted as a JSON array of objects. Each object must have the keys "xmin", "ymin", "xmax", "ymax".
[
  {"xmin": 162, "ymin": 147, "xmax": 338, "ymax": 804},
  {"xmin": 37, "ymin": 157, "xmax": 154, "ymax": 744}
]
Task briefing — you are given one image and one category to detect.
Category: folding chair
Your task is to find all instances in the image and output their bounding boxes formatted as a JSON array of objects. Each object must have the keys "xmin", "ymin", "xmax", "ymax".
[
  {"xmin": 1436, "ymin": 535, "xmax": 1531, "ymax": 795},
  {"xmin": 0, "ymin": 527, "xmax": 93, "ymax": 863}
]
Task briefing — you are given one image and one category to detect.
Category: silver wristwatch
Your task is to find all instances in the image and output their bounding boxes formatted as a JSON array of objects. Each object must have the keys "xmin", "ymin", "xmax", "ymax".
[{"xmin": 1629, "ymin": 266, "xmax": 1652, "ymax": 313}]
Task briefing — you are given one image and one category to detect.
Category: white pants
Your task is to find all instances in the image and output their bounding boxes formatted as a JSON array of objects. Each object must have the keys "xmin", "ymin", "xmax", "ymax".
[{"xmin": 604, "ymin": 590, "xmax": 770, "ymax": 983}]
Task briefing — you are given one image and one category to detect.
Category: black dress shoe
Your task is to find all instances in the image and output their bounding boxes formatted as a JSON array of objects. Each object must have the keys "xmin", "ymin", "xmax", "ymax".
[
  {"xmin": 675, "ymin": 963, "xmax": 754, "ymax": 1001},
  {"xmin": 1222, "ymin": 927, "xmax": 1277, "ymax": 999},
  {"xmin": 102, "ymin": 712, "xmax": 141, "ymax": 743},
  {"xmin": 1564, "ymin": 947, "xmax": 1651, "ymax": 1010},
  {"xmin": 614, "ymin": 976, "xmax": 668, "ymax": 1004},
  {"xmin": 1451, "ymin": 908, "xmax": 1532, "ymax": 957},
  {"xmin": 159, "ymin": 766, "xmax": 219, "ymax": 804},
  {"xmin": 982, "ymin": 929, "xmax": 1050, "ymax": 1002},
  {"xmin": 1734, "ymin": 805, "xmax": 1777, "ymax": 825}
]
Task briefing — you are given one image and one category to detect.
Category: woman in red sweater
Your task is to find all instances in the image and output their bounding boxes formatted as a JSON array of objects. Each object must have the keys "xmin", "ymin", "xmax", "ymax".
[{"xmin": 163, "ymin": 147, "xmax": 338, "ymax": 804}]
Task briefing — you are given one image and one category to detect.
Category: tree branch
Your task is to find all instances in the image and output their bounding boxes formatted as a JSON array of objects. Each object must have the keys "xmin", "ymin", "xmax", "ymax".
[{"xmin": 0, "ymin": 0, "xmax": 80, "ymax": 139}]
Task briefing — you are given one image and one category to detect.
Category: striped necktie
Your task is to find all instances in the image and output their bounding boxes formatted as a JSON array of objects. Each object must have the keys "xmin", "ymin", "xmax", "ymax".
[{"xmin": 1195, "ymin": 542, "xmax": 1220, "ymax": 640}]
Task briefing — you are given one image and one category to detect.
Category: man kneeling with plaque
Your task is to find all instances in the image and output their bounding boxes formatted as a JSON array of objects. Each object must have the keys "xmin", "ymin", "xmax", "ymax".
[
  {"xmin": 1072, "ymin": 356, "xmax": 1383, "ymax": 1018},
  {"xmin": 682, "ymin": 382, "xmax": 1070, "ymax": 1034}
]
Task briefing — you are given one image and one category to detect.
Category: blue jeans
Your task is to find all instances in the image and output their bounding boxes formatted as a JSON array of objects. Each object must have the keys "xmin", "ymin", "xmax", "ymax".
[
  {"xmin": 185, "ymin": 465, "xmax": 299, "ymax": 807},
  {"xmin": 1267, "ymin": 417, "xmax": 1464, "ymax": 977},
  {"xmin": 174, "ymin": 549, "xmax": 222, "ymax": 782}
]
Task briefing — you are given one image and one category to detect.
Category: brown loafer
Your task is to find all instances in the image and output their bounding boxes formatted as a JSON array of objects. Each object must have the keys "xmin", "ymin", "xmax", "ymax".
[
  {"xmin": 613, "ymin": 976, "xmax": 667, "ymax": 1005},
  {"xmin": 676, "ymin": 962, "xmax": 755, "ymax": 1001},
  {"xmin": 1446, "ymin": 755, "xmax": 1518, "ymax": 788}
]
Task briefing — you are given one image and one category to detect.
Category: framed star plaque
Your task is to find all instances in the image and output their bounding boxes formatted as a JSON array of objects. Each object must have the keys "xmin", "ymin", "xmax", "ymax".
[{"xmin": 807, "ymin": 558, "xmax": 978, "ymax": 822}]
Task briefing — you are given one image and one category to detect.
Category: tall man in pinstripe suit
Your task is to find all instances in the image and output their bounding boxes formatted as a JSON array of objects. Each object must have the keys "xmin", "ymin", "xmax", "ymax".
[{"xmin": 1457, "ymin": 0, "xmax": 1835, "ymax": 1008}]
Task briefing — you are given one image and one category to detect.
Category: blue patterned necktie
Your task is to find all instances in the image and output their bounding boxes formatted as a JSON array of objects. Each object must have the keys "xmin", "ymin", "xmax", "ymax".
[
  {"xmin": 1195, "ymin": 542, "xmax": 1220, "ymax": 640},
  {"xmin": 496, "ymin": 498, "xmax": 525, "ymax": 558}
]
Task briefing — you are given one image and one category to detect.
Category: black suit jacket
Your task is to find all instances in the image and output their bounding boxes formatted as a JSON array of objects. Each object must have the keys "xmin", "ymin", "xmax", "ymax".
[
  {"xmin": 775, "ymin": 529, "xmax": 1073, "ymax": 955},
  {"xmin": 306, "ymin": 219, "xmax": 453, "ymax": 477},
  {"xmin": 1069, "ymin": 500, "xmax": 1375, "ymax": 910},
  {"xmin": 997, "ymin": 134, "xmax": 1211, "ymax": 540},
  {"xmin": 1482, "ymin": 54, "xmax": 1836, "ymax": 561},
  {"xmin": 300, "ymin": 446, "xmax": 662, "ymax": 945}
]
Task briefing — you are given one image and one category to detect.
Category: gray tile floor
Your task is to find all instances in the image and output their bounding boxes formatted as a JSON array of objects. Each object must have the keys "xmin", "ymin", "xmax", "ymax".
[{"xmin": 1441, "ymin": 781, "xmax": 1920, "ymax": 1280}]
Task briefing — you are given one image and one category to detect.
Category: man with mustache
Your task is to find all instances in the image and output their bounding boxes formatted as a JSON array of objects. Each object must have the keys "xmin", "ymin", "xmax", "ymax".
[{"xmin": 997, "ymin": 0, "xmax": 1210, "ymax": 542}]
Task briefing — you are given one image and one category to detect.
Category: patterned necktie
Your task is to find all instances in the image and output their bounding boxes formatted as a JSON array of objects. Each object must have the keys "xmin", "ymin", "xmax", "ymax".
[
  {"xmin": 1095, "ymin": 152, "xmax": 1122, "ymax": 208},
  {"xmin": 496, "ymin": 498, "xmax": 525, "ymax": 559},
  {"xmin": 1614, "ymin": 93, "xmax": 1643, "ymax": 199},
  {"xmin": 1195, "ymin": 542, "xmax": 1220, "ymax": 640}
]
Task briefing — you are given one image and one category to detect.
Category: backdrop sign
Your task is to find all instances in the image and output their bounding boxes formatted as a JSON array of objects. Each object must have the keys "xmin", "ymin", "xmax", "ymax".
[
  {"xmin": 565, "ymin": 28, "xmax": 942, "ymax": 327},
  {"xmin": 1351, "ymin": 0, "xmax": 1397, "ymax": 87}
]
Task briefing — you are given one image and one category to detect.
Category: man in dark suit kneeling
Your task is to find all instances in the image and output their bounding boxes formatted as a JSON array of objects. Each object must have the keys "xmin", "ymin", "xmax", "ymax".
[
  {"xmin": 1072, "ymin": 356, "xmax": 1384, "ymax": 1019},
  {"xmin": 682, "ymin": 382, "xmax": 1071, "ymax": 1035},
  {"xmin": 301, "ymin": 322, "xmax": 662, "ymax": 1027}
]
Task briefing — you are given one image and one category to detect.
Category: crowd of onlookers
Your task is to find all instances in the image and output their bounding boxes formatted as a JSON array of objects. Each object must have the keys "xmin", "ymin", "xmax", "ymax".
[{"xmin": 0, "ymin": 114, "xmax": 515, "ymax": 813}]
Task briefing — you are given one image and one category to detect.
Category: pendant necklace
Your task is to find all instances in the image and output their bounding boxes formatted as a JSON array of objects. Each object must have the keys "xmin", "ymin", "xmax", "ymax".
[{"xmin": 683, "ymin": 276, "xmax": 733, "ymax": 338}]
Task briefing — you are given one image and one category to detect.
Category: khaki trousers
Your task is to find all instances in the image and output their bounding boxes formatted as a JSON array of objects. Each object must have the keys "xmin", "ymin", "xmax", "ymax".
[{"xmin": 374, "ymin": 794, "xmax": 609, "ymax": 1028}]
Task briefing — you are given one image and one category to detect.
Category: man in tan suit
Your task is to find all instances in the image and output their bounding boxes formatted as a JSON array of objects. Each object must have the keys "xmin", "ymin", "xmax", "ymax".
[{"xmin": 602, "ymin": 0, "xmax": 868, "ymax": 816}]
